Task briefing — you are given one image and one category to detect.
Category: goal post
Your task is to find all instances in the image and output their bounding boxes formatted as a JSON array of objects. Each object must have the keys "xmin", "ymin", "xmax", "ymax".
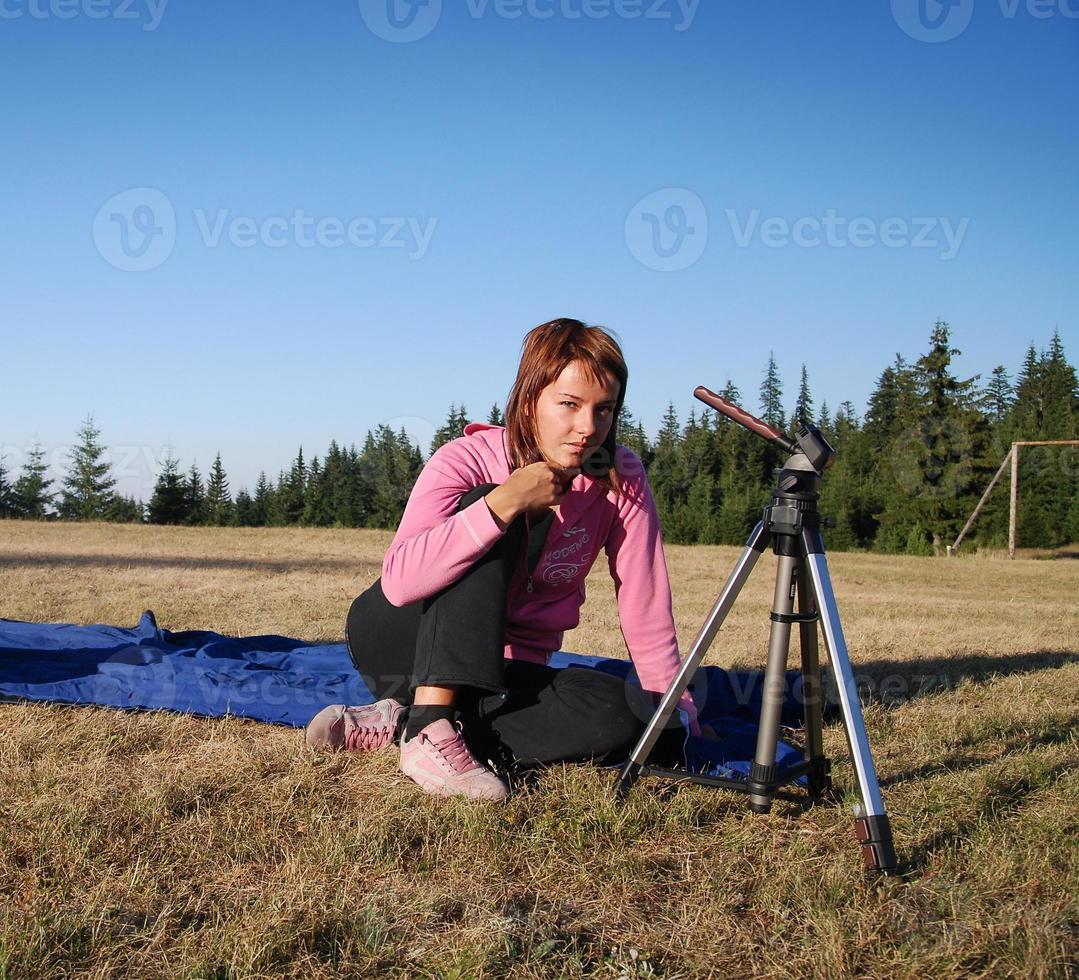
[{"xmin": 948, "ymin": 440, "xmax": 1079, "ymax": 558}]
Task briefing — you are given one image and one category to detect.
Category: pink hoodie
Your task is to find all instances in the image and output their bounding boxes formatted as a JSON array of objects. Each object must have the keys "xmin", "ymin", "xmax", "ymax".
[{"xmin": 381, "ymin": 422, "xmax": 698, "ymax": 732}]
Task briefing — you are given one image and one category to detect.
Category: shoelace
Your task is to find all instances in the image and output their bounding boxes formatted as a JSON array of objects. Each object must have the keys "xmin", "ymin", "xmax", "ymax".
[
  {"xmin": 429, "ymin": 726, "xmax": 481, "ymax": 775},
  {"xmin": 343, "ymin": 715, "xmax": 392, "ymax": 751}
]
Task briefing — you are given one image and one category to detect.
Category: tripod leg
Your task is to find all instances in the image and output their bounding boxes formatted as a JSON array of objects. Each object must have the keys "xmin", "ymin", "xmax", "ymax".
[
  {"xmin": 747, "ymin": 553, "xmax": 798, "ymax": 813},
  {"xmin": 614, "ymin": 521, "xmax": 769, "ymax": 800},
  {"xmin": 801, "ymin": 529, "xmax": 898, "ymax": 874},
  {"xmin": 796, "ymin": 562, "xmax": 831, "ymax": 799}
]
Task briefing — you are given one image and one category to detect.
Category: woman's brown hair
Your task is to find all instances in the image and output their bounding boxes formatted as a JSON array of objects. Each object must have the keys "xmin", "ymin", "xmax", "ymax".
[{"xmin": 504, "ymin": 318, "xmax": 629, "ymax": 496}]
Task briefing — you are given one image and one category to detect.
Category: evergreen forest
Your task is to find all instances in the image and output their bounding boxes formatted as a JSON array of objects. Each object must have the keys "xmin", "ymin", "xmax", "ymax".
[{"xmin": 3, "ymin": 322, "xmax": 1076, "ymax": 554}]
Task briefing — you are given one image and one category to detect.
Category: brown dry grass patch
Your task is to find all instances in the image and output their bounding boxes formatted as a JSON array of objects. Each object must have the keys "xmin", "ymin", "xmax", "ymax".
[{"xmin": 1, "ymin": 520, "xmax": 1077, "ymax": 978}]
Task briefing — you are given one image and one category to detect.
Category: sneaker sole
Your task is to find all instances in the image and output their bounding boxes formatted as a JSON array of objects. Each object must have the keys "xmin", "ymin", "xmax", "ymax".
[{"xmin": 401, "ymin": 763, "xmax": 508, "ymax": 802}]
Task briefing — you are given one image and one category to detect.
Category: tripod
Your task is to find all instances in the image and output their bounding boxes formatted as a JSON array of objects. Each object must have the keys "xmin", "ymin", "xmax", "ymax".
[{"xmin": 614, "ymin": 387, "xmax": 898, "ymax": 874}]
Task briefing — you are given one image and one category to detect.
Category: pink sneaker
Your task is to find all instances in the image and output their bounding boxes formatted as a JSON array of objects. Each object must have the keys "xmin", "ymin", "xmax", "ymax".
[
  {"xmin": 399, "ymin": 718, "xmax": 509, "ymax": 801},
  {"xmin": 305, "ymin": 699, "xmax": 405, "ymax": 753}
]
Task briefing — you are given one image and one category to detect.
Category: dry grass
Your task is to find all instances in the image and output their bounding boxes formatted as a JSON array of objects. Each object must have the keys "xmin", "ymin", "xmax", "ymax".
[{"xmin": 1, "ymin": 520, "xmax": 1077, "ymax": 979}]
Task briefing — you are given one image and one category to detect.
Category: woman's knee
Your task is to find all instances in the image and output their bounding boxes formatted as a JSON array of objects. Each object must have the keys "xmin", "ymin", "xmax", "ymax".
[
  {"xmin": 456, "ymin": 482, "xmax": 501, "ymax": 513},
  {"xmin": 556, "ymin": 669, "xmax": 645, "ymax": 759}
]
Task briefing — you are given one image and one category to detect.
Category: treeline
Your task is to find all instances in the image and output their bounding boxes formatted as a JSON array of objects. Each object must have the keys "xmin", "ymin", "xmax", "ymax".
[
  {"xmin": 2, "ymin": 322, "xmax": 1076, "ymax": 553},
  {"xmin": 643, "ymin": 323, "xmax": 1077, "ymax": 554}
]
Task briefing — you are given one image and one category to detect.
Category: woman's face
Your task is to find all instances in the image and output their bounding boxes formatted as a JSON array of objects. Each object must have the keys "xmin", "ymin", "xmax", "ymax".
[{"xmin": 532, "ymin": 360, "xmax": 621, "ymax": 471}]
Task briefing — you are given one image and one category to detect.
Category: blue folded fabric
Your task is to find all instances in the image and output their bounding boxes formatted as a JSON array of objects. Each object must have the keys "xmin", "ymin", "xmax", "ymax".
[{"xmin": 0, "ymin": 611, "xmax": 810, "ymax": 780}]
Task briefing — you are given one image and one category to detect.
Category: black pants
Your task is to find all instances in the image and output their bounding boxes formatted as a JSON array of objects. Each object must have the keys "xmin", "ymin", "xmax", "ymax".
[{"xmin": 346, "ymin": 483, "xmax": 658, "ymax": 768}]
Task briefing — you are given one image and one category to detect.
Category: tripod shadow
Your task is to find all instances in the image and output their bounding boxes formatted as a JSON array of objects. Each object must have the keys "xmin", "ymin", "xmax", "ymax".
[
  {"xmin": 822, "ymin": 649, "xmax": 1079, "ymax": 710},
  {"xmin": 0, "ymin": 552, "xmax": 379, "ymax": 575}
]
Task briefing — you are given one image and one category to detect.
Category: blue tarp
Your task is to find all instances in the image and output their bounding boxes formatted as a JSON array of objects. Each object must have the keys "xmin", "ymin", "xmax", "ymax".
[{"xmin": 0, "ymin": 611, "xmax": 811, "ymax": 780}]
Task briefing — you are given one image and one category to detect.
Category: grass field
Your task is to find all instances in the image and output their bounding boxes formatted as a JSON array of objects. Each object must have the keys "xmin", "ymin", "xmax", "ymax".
[{"xmin": 1, "ymin": 520, "xmax": 1076, "ymax": 979}]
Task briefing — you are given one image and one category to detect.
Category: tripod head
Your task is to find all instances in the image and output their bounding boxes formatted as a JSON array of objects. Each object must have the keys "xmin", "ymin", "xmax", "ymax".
[{"xmin": 694, "ymin": 386, "xmax": 836, "ymax": 476}]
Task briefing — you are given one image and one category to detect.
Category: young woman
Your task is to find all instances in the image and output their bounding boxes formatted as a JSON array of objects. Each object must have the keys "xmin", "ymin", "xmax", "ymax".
[{"xmin": 307, "ymin": 318, "xmax": 698, "ymax": 800}]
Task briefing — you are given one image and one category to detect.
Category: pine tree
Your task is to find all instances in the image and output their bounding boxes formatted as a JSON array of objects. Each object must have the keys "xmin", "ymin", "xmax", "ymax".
[
  {"xmin": 302, "ymin": 455, "xmax": 332, "ymax": 526},
  {"xmin": 1041, "ymin": 330, "xmax": 1078, "ymax": 437},
  {"xmin": 322, "ymin": 441, "xmax": 354, "ymax": 526},
  {"xmin": 365, "ymin": 427, "xmax": 422, "ymax": 528},
  {"xmin": 649, "ymin": 403, "xmax": 691, "ymax": 541},
  {"xmin": 1011, "ymin": 343, "xmax": 1042, "ymax": 436},
  {"xmin": 268, "ymin": 470, "xmax": 289, "ymax": 526},
  {"xmin": 58, "ymin": 414, "xmax": 117, "ymax": 521},
  {"xmin": 486, "ymin": 403, "xmax": 505, "ymax": 425},
  {"xmin": 656, "ymin": 403, "xmax": 680, "ymax": 450},
  {"xmin": 108, "ymin": 495, "xmax": 144, "ymax": 523},
  {"xmin": 983, "ymin": 365, "xmax": 1014, "ymax": 422},
  {"xmin": 838, "ymin": 401, "xmax": 859, "ymax": 427},
  {"xmin": 759, "ymin": 352, "xmax": 784, "ymax": 430},
  {"xmin": 278, "ymin": 448, "xmax": 306, "ymax": 524},
  {"xmin": 204, "ymin": 453, "xmax": 233, "ymax": 526},
  {"xmin": 234, "ymin": 488, "xmax": 257, "ymax": 527},
  {"xmin": 686, "ymin": 408, "xmax": 721, "ymax": 537},
  {"xmin": 147, "ymin": 453, "xmax": 189, "ymax": 525},
  {"xmin": 185, "ymin": 463, "xmax": 206, "ymax": 526},
  {"xmin": 431, "ymin": 404, "xmax": 469, "ymax": 454},
  {"xmin": 252, "ymin": 472, "xmax": 272, "ymax": 526},
  {"xmin": 12, "ymin": 444, "xmax": 55, "ymax": 518},
  {"xmin": 347, "ymin": 443, "xmax": 372, "ymax": 527},
  {"xmin": 792, "ymin": 364, "xmax": 814, "ymax": 427},
  {"xmin": 818, "ymin": 401, "xmax": 832, "ymax": 436},
  {"xmin": 616, "ymin": 405, "xmax": 652, "ymax": 467},
  {"xmin": 0, "ymin": 454, "xmax": 12, "ymax": 518},
  {"xmin": 1004, "ymin": 331, "xmax": 1079, "ymax": 547},
  {"xmin": 874, "ymin": 322, "xmax": 991, "ymax": 554},
  {"xmin": 720, "ymin": 378, "xmax": 742, "ymax": 405}
]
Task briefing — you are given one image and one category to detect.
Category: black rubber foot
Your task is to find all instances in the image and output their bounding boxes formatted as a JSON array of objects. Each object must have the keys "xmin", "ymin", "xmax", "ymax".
[{"xmin": 613, "ymin": 762, "xmax": 643, "ymax": 802}]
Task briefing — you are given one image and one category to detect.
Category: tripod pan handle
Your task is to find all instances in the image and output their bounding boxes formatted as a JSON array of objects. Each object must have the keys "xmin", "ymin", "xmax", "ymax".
[{"xmin": 694, "ymin": 386, "xmax": 798, "ymax": 452}]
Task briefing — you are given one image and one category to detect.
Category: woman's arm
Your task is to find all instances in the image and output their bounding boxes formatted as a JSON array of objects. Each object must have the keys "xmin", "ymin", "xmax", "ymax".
[
  {"xmin": 604, "ymin": 455, "xmax": 700, "ymax": 735},
  {"xmin": 380, "ymin": 446, "xmax": 511, "ymax": 607}
]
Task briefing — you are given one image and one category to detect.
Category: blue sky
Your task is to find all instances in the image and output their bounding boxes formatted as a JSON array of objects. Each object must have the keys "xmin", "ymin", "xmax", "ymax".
[{"xmin": 1, "ymin": 0, "xmax": 1076, "ymax": 499}]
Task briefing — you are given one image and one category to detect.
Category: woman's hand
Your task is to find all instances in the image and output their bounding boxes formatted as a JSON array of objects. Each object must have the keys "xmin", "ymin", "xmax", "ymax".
[{"xmin": 485, "ymin": 461, "xmax": 581, "ymax": 528}]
